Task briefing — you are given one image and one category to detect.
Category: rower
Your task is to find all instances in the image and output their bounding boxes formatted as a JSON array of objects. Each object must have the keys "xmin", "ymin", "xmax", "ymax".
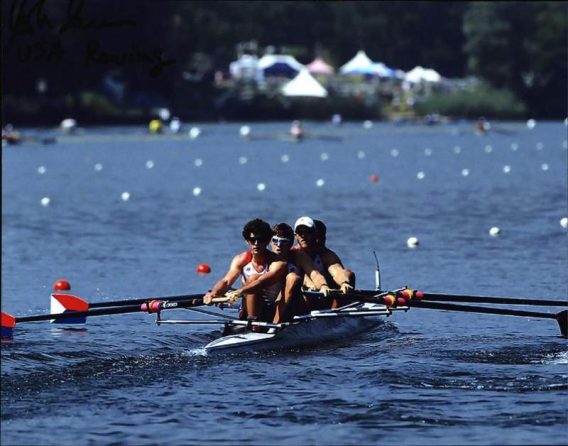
[
  {"xmin": 289, "ymin": 120, "xmax": 304, "ymax": 141},
  {"xmin": 293, "ymin": 216, "xmax": 355, "ymax": 310},
  {"xmin": 269, "ymin": 223, "xmax": 330, "ymax": 324},
  {"xmin": 203, "ymin": 218, "xmax": 287, "ymax": 328}
]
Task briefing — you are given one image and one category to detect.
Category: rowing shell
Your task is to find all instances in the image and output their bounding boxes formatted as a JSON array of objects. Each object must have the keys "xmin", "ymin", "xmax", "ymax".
[{"xmin": 204, "ymin": 302, "xmax": 397, "ymax": 353}]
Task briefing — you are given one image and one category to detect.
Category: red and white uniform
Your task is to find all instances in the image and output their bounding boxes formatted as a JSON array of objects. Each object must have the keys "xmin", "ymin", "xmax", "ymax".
[{"xmin": 240, "ymin": 251, "xmax": 282, "ymax": 301}]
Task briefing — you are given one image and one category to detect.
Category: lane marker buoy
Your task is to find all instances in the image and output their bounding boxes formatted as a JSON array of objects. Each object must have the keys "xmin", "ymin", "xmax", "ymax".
[
  {"xmin": 489, "ymin": 226, "xmax": 501, "ymax": 237},
  {"xmin": 407, "ymin": 237, "xmax": 419, "ymax": 248}
]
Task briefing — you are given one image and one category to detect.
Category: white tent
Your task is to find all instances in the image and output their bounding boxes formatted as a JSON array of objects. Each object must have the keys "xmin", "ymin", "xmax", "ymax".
[
  {"xmin": 281, "ymin": 69, "xmax": 328, "ymax": 97},
  {"xmin": 405, "ymin": 66, "xmax": 442, "ymax": 83},
  {"xmin": 339, "ymin": 50, "xmax": 375, "ymax": 74}
]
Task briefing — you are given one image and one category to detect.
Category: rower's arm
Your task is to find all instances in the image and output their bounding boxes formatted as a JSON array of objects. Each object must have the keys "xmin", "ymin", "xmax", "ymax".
[
  {"xmin": 324, "ymin": 251, "xmax": 351, "ymax": 286},
  {"xmin": 206, "ymin": 255, "xmax": 243, "ymax": 298},
  {"xmin": 234, "ymin": 261, "xmax": 286, "ymax": 295},
  {"xmin": 295, "ymin": 251, "xmax": 328, "ymax": 290}
]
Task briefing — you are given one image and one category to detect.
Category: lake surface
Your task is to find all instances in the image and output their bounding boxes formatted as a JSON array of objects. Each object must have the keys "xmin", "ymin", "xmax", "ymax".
[{"xmin": 2, "ymin": 120, "xmax": 567, "ymax": 445}]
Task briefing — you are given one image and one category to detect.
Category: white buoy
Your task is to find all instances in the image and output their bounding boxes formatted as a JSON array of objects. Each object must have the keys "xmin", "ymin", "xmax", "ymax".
[
  {"xmin": 526, "ymin": 119, "xmax": 536, "ymax": 129},
  {"xmin": 511, "ymin": 143, "xmax": 519, "ymax": 151},
  {"xmin": 357, "ymin": 150, "xmax": 366, "ymax": 159},
  {"xmin": 363, "ymin": 120, "xmax": 373, "ymax": 129},
  {"xmin": 169, "ymin": 117, "xmax": 181, "ymax": 134},
  {"xmin": 40, "ymin": 197, "xmax": 51, "ymax": 207},
  {"xmin": 316, "ymin": 178, "xmax": 325, "ymax": 187},
  {"xmin": 238, "ymin": 156, "xmax": 248, "ymax": 165},
  {"xmin": 121, "ymin": 192, "xmax": 130, "ymax": 201},
  {"xmin": 453, "ymin": 145, "xmax": 461, "ymax": 154},
  {"xmin": 158, "ymin": 108, "xmax": 171, "ymax": 121},
  {"xmin": 390, "ymin": 149, "xmax": 399, "ymax": 157},
  {"xmin": 239, "ymin": 125, "xmax": 251, "ymax": 137},
  {"xmin": 489, "ymin": 226, "xmax": 501, "ymax": 237},
  {"xmin": 461, "ymin": 168, "xmax": 470, "ymax": 177},
  {"xmin": 192, "ymin": 187, "xmax": 202, "ymax": 197},
  {"xmin": 320, "ymin": 152, "xmax": 329, "ymax": 161},
  {"xmin": 541, "ymin": 163, "xmax": 549, "ymax": 171},
  {"xmin": 60, "ymin": 118, "xmax": 77, "ymax": 132},
  {"xmin": 417, "ymin": 171, "xmax": 425, "ymax": 180},
  {"xmin": 560, "ymin": 217, "xmax": 568, "ymax": 229},
  {"xmin": 406, "ymin": 237, "xmax": 419, "ymax": 248},
  {"xmin": 256, "ymin": 183, "xmax": 266, "ymax": 192},
  {"xmin": 503, "ymin": 165, "xmax": 511, "ymax": 174},
  {"xmin": 536, "ymin": 142, "xmax": 544, "ymax": 150},
  {"xmin": 194, "ymin": 158, "xmax": 203, "ymax": 167},
  {"xmin": 145, "ymin": 160, "xmax": 155, "ymax": 169},
  {"xmin": 484, "ymin": 145, "xmax": 493, "ymax": 153},
  {"xmin": 94, "ymin": 163, "xmax": 103, "ymax": 171},
  {"xmin": 424, "ymin": 148, "xmax": 432, "ymax": 156},
  {"xmin": 37, "ymin": 166, "xmax": 47, "ymax": 174},
  {"xmin": 281, "ymin": 154, "xmax": 290, "ymax": 163},
  {"xmin": 189, "ymin": 127, "xmax": 201, "ymax": 139}
]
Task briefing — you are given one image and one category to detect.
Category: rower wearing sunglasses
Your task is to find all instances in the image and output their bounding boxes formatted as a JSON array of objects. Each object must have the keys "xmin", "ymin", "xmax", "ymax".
[
  {"xmin": 204, "ymin": 218, "xmax": 287, "ymax": 327},
  {"xmin": 268, "ymin": 223, "xmax": 331, "ymax": 324},
  {"xmin": 293, "ymin": 216, "xmax": 355, "ymax": 310}
]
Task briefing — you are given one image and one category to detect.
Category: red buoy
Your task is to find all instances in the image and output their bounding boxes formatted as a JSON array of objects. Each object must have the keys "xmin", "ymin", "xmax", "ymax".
[
  {"xmin": 196, "ymin": 263, "xmax": 211, "ymax": 274},
  {"xmin": 53, "ymin": 279, "xmax": 71, "ymax": 291},
  {"xmin": 370, "ymin": 174, "xmax": 379, "ymax": 183}
]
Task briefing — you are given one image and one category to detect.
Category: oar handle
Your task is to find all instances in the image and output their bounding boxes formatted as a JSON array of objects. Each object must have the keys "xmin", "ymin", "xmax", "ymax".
[{"xmin": 203, "ymin": 295, "xmax": 239, "ymax": 306}]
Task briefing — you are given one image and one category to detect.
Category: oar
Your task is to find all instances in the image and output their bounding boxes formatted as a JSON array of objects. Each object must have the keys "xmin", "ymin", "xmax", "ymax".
[
  {"xmin": 350, "ymin": 289, "xmax": 568, "ymax": 307},
  {"xmin": 417, "ymin": 292, "xmax": 568, "ymax": 307},
  {"xmin": 1, "ymin": 295, "xmax": 230, "ymax": 339},
  {"xmin": 409, "ymin": 301, "xmax": 568, "ymax": 337},
  {"xmin": 87, "ymin": 293, "xmax": 209, "ymax": 308}
]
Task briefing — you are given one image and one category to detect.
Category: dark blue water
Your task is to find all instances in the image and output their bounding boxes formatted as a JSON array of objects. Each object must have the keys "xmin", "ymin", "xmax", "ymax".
[{"xmin": 2, "ymin": 121, "xmax": 567, "ymax": 445}]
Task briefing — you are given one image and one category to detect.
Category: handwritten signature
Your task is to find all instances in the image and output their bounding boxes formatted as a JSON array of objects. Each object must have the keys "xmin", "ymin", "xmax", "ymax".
[{"xmin": 7, "ymin": 0, "xmax": 136, "ymax": 48}]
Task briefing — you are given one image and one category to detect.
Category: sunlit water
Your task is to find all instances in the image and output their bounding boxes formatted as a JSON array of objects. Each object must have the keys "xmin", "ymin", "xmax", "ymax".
[{"xmin": 2, "ymin": 121, "xmax": 567, "ymax": 445}]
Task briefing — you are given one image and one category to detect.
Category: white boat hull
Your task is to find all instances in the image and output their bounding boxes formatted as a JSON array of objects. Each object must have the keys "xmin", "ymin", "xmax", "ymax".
[{"xmin": 204, "ymin": 303, "xmax": 388, "ymax": 353}]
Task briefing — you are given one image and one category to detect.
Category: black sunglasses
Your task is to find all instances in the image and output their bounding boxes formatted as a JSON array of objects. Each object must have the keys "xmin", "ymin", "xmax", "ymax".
[{"xmin": 248, "ymin": 236, "xmax": 267, "ymax": 244}]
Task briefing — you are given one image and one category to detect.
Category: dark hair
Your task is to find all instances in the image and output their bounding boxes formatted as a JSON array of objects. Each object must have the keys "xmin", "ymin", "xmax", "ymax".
[
  {"xmin": 272, "ymin": 223, "xmax": 294, "ymax": 241},
  {"xmin": 314, "ymin": 219, "xmax": 327, "ymax": 244},
  {"xmin": 242, "ymin": 218, "xmax": 272, "ymax": 241}
]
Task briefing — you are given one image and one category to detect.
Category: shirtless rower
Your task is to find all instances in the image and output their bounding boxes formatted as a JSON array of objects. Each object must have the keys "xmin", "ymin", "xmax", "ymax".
[
  {"xmin": 293, "ymin": 216, "xmax": 355, "ymax": 309},
  {"xmin": 203, "ymin": 218, "xmax": 287, "ymax": 325},
  {"xmin": 269, "ymin": 223, "xmax": 330, "ymax": 323}
]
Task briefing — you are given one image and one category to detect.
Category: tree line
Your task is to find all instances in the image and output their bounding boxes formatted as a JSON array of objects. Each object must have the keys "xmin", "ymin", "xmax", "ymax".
[{"xmin": 2, "ymin": 1, "xmax": 566, "ymax": 121}]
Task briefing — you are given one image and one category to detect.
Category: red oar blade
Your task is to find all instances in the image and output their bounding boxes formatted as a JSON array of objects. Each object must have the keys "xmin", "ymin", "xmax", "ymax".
[
  {"xmin": 50, "ymin": 293, "xmax": 89, "ymax": 324},
  {"xmin": 1, "ymin": 312, "xmax": 16, "ymax": 339}
]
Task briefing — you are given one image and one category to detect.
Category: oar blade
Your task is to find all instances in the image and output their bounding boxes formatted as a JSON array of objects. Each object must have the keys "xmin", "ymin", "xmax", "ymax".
[
  {"xmin": 50, "ymin": 293, "xmax": 89, "ymax": 324},
  {"xmin": 557, "ymin": 310, "xmax": 568, "ymax": 338},
  {"xmin": 1, "ymin": 312, "xmax": 16, "ymax": 339}
]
